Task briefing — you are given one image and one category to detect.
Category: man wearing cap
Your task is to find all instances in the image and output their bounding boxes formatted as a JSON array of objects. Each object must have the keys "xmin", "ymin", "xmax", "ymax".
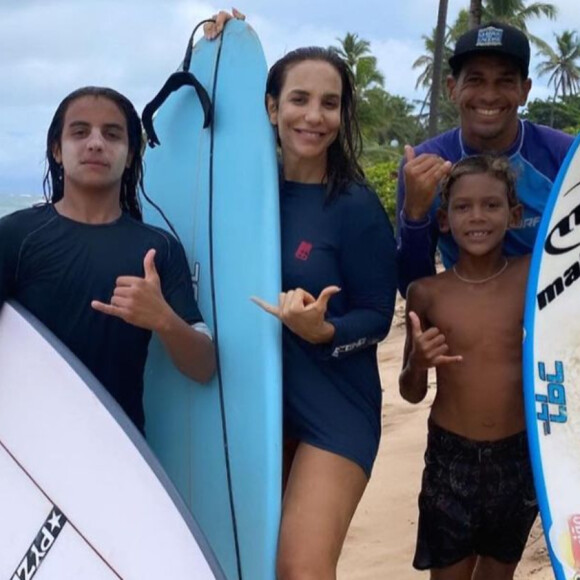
[{"xmin": 396, "ymin": 22, "xmax": 574, "ymax": 296}]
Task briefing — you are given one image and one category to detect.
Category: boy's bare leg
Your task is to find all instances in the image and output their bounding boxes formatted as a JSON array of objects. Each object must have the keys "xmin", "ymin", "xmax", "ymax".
[
  {"xmin": 430, "ymin": 555, "xmax": 477, "ymax": 580},
  {"xmin": 472, "ymin": 556, "xmax": 518, "ymax": 580},
  {"xmin": 276, "ymin": 442, "xmax": 368, "ymax": 580}
]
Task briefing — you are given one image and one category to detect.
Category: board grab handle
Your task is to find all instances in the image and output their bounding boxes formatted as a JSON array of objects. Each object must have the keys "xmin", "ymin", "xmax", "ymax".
[
  {"xmin": 142, "ymin": 71, "xmax": 212, "ymax": 148},
  {"xmin": 142, "ymin": 19, "xmax": 216, "ymax": 148}
]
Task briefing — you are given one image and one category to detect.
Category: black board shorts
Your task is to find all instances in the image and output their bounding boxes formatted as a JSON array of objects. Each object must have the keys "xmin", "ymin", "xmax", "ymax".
[{"xmin": 413, "ymin": 419, "xmax": 538, "ymax": 571}]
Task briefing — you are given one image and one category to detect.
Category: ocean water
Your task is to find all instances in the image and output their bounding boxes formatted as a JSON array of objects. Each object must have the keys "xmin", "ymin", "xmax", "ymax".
[{"xmin": 0, "ymin": 194, "xmax": 44, "ymax": 218}]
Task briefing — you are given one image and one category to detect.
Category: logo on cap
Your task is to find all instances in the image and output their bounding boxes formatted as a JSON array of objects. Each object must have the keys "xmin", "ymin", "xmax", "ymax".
[{"xmin": 476, "ymin": 26, "xmax": 504, "ymax": 48}]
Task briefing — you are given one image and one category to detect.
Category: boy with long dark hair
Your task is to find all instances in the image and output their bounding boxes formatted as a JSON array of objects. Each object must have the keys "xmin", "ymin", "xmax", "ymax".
[{"xmin": 0, "ymin": 86, "xmax": 215, "ymax": 432}]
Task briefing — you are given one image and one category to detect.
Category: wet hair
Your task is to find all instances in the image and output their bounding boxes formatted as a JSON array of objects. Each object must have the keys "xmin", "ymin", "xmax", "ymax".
[
  {"xmin": 43, "ymin": 86, "xmax": 144, "ymax": 220},
  {"xmin": 440, "ymin": 155, "xmax": 519, "ymax": 210},
  {"xmin": 265, "ymin": 46, "xmax": 365, "ymax": 200}
]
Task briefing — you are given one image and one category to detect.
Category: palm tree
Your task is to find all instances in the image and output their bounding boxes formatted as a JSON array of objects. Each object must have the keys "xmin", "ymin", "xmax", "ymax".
[
  {"xmin": 453, "ymin": 2, "xmax": 558, "ymax": 49},
  {"xmin": 536, "ymin": 30, "xmax": 580, "ymax": 126},
  {"xmin": 332, "ymin": 33, "xmax": 386, "ymax": 140},
  {"xmin": 333, "ymin": 32, "xmax": 370, "ymax": 70},
  {"xmin": 332, "ymin": 33, "xmax": 385, "ymax": 93},
  {"xmin": 429, "ymin": 0, "xmax": 449, "ymax": 137},
  {"xmin": 482, "ymin": 0, "xmax": 557, "ymax": 49},
  {"xmin": 469, "ymin": 0, "xmax": 483, "ymax": 29},
  {"xmin": 362, "ymin": 88, "xmax": 420, "ymax": 147},
  {"xmin": 536, "ymin": 30, "xmax": 580, "ymax": 99},
  {"xmin": 413, "ymin": 26, "xmax": 456, "ymax": 133},
  {"xmin": 483, "ymin": 0, "xmax": 556, "ymax": 26}
]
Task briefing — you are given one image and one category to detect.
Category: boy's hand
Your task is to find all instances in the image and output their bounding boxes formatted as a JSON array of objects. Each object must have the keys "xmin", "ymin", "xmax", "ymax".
[
  {"xmin": 251, "ymin": 286, "xmax": 339, "ymax": 344},
  {"xmin": 403, "ymin": 145, "xmax": 452, "ymax": 220},
  {"xmin": 91, "ymin": 249, "xmax": 171, "ymax": 332},
  {"xmin": 408, "ymin": 310, "xmax": 462, "ymax": 368}
]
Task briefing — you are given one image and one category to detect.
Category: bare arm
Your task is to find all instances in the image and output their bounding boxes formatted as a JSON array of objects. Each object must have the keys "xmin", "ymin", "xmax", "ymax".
[
  {"xmin": 155, "ymin": 313, "xmax": 215, "ymax": 383},
  {"xmin": 399, "ymin": 288, "xmax": 429, "ymax": 403},
  {"xmin": 396, "ymin": 145, "xmax": 452, "ymax": 296},
  {"xmin": 399, "ymin": 282, "xmax": 462, "ymax": 403}
]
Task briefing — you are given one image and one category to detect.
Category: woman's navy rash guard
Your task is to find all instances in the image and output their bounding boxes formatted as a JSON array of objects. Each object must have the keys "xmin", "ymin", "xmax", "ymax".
[{"xmin": 280, "ymin": 180, "xmax": 397, "ymax": 476}]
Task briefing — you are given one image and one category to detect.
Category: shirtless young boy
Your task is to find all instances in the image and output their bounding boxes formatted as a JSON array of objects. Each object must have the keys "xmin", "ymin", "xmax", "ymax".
[{"xmin": 399, "ymin": 155, "xmax": 537, "ymax": 580}]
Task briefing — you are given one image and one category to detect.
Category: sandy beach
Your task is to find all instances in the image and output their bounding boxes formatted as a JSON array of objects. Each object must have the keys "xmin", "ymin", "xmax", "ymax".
[{"xmin": 338, "ymin": 299, "xmax": 554, "ymax": 580}]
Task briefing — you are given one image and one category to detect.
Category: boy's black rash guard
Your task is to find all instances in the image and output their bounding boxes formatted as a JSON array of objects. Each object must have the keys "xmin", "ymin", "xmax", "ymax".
[
  {"xmin": 280, "ymin": 181, "xmax": 397, "ymax": 476},
  {"xmin": 0, "ymin": 204, "xmax": 202, "ymax": 432}
]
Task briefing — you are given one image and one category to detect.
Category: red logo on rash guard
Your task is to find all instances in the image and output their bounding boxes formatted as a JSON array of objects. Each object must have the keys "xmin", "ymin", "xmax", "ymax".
[{"xmin": 295, "ymin": 241, "xmax": 313, "ymax": 261}]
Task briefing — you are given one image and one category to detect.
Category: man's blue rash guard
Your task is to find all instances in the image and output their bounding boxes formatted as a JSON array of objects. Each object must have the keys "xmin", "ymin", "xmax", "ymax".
[
  {"xmin": 281, "ymin": 181, "xmax": 397, "ymax": 477},
  {"xmin": 0, "ymin": 204, "xmax": 203, "ymax": 432},
  {"xmin": 396, "ymin": 120, "xmax": 574, "ymax": 296}
]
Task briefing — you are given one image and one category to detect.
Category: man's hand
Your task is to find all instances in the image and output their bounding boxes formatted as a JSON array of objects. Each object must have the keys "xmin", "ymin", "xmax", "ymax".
[{"xmin": 402, "ymin": 145, "xmax": 452, "ymax": 221}]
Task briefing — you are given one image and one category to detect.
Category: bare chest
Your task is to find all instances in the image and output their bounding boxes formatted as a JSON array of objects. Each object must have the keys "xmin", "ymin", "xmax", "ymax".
[{"xmin": 428, "ymin": 288, "xmax": 524, "ymax": 355}]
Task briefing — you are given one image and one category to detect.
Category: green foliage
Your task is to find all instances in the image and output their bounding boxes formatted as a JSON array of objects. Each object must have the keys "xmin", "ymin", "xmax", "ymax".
[
  {"xmin": 481, "ymin": 0, "xmax": 557, "ymax": 50},
  {"xmin": 359, "ymin": 89, "xmax": 424, "ymax": 147},
  {"xmin": 330, "ymin": 33, "xmax": 426, "ymax": 187},
  {"xmin": 411, "ymin": 1, "xmax": 559, "ymax": 132},
  {"xmin": 523, "ymin": 95, "xmax": 580, "ymax": 133},
  {"xmin": 332, "ymin": 32, "xmax": 385, "ymax": 95},
  {"xmin": 364, "ymin": 160, "xmax": 400, "ymax": 220},
  {"xmin": 326, "ymin": 3, "xmax": 575, "ymax": 198},
  {"xmin": 536, "ymin": 30, "xmax": 580, "ymax": 99}
]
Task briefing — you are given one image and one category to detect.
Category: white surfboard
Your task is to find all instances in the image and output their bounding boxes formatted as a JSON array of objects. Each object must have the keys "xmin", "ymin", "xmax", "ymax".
[
  {"xmin": 524, "ymin": 134, "xmax": 580, "ymax": 580},
  {"xmin": 0, "ymin": 301, "xmax": 225, "ymax": 579}
]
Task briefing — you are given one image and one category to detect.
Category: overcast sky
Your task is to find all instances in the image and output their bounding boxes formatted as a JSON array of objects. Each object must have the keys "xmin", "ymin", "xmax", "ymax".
[{"xmin": 1, "ymin": 0, "xmax": 578, "ymax": 195}]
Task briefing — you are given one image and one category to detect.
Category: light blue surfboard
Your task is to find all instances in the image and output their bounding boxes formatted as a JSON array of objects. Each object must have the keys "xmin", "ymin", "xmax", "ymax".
[
  {"xmin": 141, "ymin": 20, "xmax": 282, "ymax": 580},
  {"xmin": 524, "ymin": 134, "xmax": 580, "ymax": 580}
]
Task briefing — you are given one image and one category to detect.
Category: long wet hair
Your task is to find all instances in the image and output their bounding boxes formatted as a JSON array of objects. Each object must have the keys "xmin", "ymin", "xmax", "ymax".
[
  {"xmin": 265, "ymin": 47, "xmax": 365, "ymax": 200},
  {"xmin": 440, "ymin": 155, "xmax": 519, "ymax": 210},
  {"xmin": 43, "ymin": 86, "xmax": 144, "ymax": 220}
]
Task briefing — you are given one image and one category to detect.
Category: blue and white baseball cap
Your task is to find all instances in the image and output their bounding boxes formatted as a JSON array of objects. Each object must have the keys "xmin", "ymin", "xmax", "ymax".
[{"xmin": 449, "ymin": 22, "xmax": 530, "ymax": 78}]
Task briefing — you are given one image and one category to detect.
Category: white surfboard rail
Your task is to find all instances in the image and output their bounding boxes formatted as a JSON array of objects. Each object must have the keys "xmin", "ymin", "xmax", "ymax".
[
  {"xmin": 524, "ymin": 134, "xmax": 580, "ymax": 580},
  {"xmin": 0, "ymin": 301, "xmax": 225, "ymax": 579}
]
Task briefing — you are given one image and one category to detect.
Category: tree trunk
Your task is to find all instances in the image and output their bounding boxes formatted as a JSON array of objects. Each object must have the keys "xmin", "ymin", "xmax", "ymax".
[
  {"xmin": 469, "ymin": 0, "xmax": 483, "ymax": 29},
  {"xmin": 428, "ymin": 0, "xmax": 449, "ymax": 137}
]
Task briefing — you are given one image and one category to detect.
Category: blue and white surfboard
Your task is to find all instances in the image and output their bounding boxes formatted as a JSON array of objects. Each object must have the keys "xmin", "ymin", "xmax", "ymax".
[{"xmin": 524, "ymin": 134, "xmax": 580, "ymax": 580}]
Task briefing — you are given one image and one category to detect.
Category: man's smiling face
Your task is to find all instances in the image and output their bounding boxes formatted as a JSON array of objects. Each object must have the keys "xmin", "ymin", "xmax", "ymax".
[{"xmin": 448, "ymin": 53, "xmax": 531, "ymax": 153}]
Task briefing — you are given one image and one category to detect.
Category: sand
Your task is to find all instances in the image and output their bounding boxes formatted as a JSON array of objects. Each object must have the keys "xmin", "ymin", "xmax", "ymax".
[{"xmin": 337, "ymin": 299, "xmax": 554, "ymax": 580}]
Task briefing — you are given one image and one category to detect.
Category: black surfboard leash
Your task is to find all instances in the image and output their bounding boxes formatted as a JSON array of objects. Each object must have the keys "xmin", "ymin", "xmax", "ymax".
[
  {"xmin": 207, "ymin": 19, "xmax": 245, "ymax": 580},
  {"xmin": 140, "ymin": 19, "xmax": 214, "ymax": 243},
  {"xmin": 140, "ymin": 18, "xmax": 244, "ymax": 578}
]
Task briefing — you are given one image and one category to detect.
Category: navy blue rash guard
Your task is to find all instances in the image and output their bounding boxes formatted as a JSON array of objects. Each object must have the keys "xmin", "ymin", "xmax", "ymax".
[
  {"xmin": 396, "ymin": 120, "xmax": 574, "ymax": 296},
  {"xmin": 281, "ymin": 181, "xmax": 397, "ymax": 476},
  {"xmin": 0, "ymin": 204, "xmax": 203, "ymax": 432}
]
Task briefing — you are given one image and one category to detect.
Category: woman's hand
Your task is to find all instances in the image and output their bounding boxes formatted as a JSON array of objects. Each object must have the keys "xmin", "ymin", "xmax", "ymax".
[{"xmin": 252, "ymin": 286, "xmax": 340, "ymax": 344}]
